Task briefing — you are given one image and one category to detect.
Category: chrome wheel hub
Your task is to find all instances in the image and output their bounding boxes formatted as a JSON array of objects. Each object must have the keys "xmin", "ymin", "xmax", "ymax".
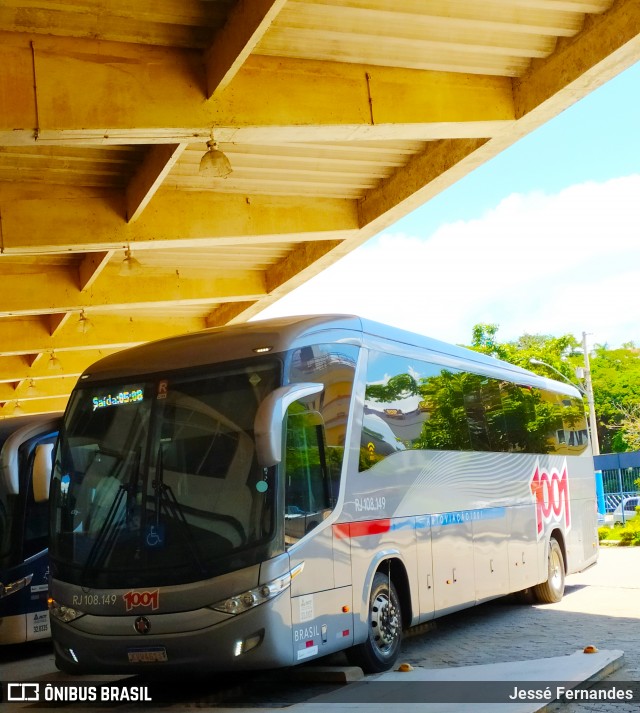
[
  {"xmin": 550, "ymin": 549, "xmax": 563, "ymax": 590},
  {"xmin": 371, "ymin": 591, "xmax": 399, "ymax": 652}
]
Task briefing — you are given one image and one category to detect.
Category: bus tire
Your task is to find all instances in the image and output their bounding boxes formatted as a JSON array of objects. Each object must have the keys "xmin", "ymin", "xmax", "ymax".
[
  {"xmin": 347, "ymin": 571, "xmax": 402, "ymax": 673},
  {"xmin": 533, "ymin": 537, "xmax": 565, "ymax": 603}
]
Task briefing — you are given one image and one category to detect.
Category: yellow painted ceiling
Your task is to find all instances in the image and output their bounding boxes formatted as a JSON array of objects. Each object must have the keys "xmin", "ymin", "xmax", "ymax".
[{"xmin": 0, "ymin": 0, "xmax": 637, "ymax": 417}]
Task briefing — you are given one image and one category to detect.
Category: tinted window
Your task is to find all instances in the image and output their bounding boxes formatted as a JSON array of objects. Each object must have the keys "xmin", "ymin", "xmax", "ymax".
[
  {"xmin": 284, "ymin": 410, "xmax": 333, "ymax": 546},
  {"xmin": 288, "ymin": 343, "xmax": 358, "ymax": 482},
  {"xmin": 287, "ymin": 343, "xmax": 358, "ymax": 540},
  {"xmin": 51, "ymin": 361, "xmax": 281, "ymax": 588},
  {"xmin": 360, "ymin": 351, "xmax": 589, "ymax": 470}
]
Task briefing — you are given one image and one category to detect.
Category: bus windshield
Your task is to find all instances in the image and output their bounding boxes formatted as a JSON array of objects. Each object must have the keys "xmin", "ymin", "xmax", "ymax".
[{"xmin": 50, "ymin": 360, "xmax": 281, "ymax": 588}]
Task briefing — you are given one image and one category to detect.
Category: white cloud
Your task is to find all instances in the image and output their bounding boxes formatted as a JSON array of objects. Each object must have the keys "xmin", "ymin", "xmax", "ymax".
[{"xmin": 255, "ymin": 175, "xmax": 640, "ymax": 347}]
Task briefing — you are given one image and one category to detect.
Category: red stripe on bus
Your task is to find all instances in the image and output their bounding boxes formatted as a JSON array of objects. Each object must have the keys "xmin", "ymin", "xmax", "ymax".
[{"xmin": 333, "ymin": 520, "xmax": 391, "ymax": 539}]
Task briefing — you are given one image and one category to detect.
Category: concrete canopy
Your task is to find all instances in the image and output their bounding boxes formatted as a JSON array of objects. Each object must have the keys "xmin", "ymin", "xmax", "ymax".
[{"xmin": 0, "ymin": 0, "xmax": 638, "ymax": 416}]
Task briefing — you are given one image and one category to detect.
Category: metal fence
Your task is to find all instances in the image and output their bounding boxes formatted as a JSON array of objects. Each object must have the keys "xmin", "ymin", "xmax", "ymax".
[
  {"xmin": 601, "ymin": 466, "xmax": 640, "ymax": 511},
  {"xmin": 594, "ymin": 452, "xmax": 640, "ymax": 517}
]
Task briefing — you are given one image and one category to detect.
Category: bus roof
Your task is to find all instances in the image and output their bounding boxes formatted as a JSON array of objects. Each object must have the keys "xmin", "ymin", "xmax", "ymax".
[
  {"xmin": 0, "ymin": 413, "xmax": 61, "ymax": 495},
  {"xmin": 77, "ymin": 314, "xmax": 580, "ymax": 398},
  {"xmin": 0, "ymin": 413, "xmax": 61, "ymax": 447}
]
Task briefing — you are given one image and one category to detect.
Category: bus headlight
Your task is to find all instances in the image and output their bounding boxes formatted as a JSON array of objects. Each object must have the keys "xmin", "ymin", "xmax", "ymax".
[
  {"xmin": 48, "ymin": 597, "xmax": 85, "ymax": 623},
  {"xmin": 212, "ymin": 562, "xmax": 304, "ymax": 615}
]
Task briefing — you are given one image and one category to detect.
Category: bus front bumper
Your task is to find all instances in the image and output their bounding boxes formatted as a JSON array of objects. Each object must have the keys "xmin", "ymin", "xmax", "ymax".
[{"xmin": 51, "ymin": 593, "xmax": 294, "ymax": 675}]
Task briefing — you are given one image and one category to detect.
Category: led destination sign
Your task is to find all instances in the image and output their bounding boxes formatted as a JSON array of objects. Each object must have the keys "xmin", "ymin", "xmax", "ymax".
[{"xmin": 92, "ymin": 388, "xmax": 144, "ymax": 411}]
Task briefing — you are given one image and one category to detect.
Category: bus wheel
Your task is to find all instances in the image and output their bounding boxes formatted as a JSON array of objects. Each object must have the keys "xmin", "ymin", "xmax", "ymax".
[
  {"xmin": 533, "ymin": 537, "xmax": 565, "ymax": 603},
  {"xmin": 347, "ymin": 571, "xmax": 402, "ymax": 673}
]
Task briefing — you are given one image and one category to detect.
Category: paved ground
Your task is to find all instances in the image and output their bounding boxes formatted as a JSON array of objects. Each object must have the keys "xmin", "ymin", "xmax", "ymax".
[
  {"xmin": 396, "ymin": 545, "xmax": 640, "ymax": 712},
  {"xmin": 295, "ymin": 649, "xmax": 625, "ymax": 713}
]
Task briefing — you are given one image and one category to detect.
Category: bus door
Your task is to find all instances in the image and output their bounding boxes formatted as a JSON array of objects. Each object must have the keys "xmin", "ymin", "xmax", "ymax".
[
  {"xmin": 431, "ymin": 513, "xmax": 476, "ymax": 614},
  {"xmin": 473, "ymin": 509, "xmax": 510, "ymax": 602},
  {"xmin": 507, "ymin": 502, "xmax": 540, "ymax": 591},
  {"xmin": 284, "ymin": 408, "xmax": 354, "ymax": 663},
  {"xmin": 415, "ymin": 515, "xmax": 435, "ymax": 621}
]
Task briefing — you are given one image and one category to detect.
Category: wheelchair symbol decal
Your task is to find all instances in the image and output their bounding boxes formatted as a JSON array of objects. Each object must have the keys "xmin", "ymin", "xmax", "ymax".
[{"xmin": 145, "ymin": 524, "xmax": 165, "ymax": 548}]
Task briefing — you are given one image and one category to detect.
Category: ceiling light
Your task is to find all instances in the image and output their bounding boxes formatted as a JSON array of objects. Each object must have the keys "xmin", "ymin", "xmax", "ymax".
[
  {"xmin": 13, "ymin": 401, "xmax": 24, "ymax": 416},
  {"xmin": 119, "ymin": 247, "xmax": 142, "ymax": 276},
  {"xmin": 199, "ymin": 136, "xmax": 232, "ymax": 178},
  {"xmin": 77, "ymin": 310, "xmax": 92, "ymax": 334},
  {"xmin": 48, "ymin": 351, "xmax": 62, "ymax": 372},
  {"xmin": 26, "ymin": 379, "xmax": 38, "ymax": 397}
]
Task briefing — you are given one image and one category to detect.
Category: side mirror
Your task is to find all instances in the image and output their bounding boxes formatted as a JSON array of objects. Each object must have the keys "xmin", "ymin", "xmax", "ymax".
[
  {"xmin": 254, "ymin": 382, "xmax": 324, "ymax": 467},
  {"xmin": 33, "ymin": 443, "xmax": 54, "ymax": 502}
]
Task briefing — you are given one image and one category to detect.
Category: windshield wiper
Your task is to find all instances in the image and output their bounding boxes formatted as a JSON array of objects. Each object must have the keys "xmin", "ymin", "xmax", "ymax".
[
  {"xmin": 81, "ymin": 484, "xmax": 127, "ymax": 585},
  {"xmin": 152, "ymin": 445, "xmax": 206, "ymax": 575},
  {"xmin": 81, "ymin": 449, "xmax": 141, "ymax": 585}
]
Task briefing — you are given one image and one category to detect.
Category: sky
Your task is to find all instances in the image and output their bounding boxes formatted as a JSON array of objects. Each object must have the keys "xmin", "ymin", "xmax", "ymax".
[{"xmin": 255, "ymin": 60, "xmax": 640, "ymax": 350}]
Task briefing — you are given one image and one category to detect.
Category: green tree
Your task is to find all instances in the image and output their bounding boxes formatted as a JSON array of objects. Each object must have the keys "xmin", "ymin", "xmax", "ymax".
[
  {"xmin": 470, "ymin": 323, "xmax": 510, "ymax": 360},
  {"xmin": 614, "ymin": 404, "xmax": 640, "ymax": 451},
  {"xmin": 468, "ymin": 325, "xmax": 640, "ymax": 453},
  {"xmin": 590, "ymin": 345, "xmax": 640, "ymax": 452},
  {"xmin": 469, "ymin": 325, "xmax": 582, "ymax": 382}
]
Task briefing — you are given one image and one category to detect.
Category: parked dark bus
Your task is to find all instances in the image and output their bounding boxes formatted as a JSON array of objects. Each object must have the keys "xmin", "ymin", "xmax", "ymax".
[{"xmin": 0, "ymin": 415, "xmax": 60, "ymax": 644}]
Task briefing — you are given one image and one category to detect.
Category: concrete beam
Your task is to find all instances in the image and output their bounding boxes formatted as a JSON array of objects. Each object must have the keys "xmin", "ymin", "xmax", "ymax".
[
  {"xmin": 204, "ymin": 0, "xmax": 288, "ymax": 96},
  {"xmin": 0, "ymin": 264, "xmax": 249, "ymax": 316},
  {"xmin": 0, "ymin": 33, "xmax": 515, "ymax": 145},
  {"xmin": 0, "ymin": 184, "xmax": 358, "ymax": 253},
  {"xmin": 0, "ymin": 314, "xmax": 207, "ymax": 356}
]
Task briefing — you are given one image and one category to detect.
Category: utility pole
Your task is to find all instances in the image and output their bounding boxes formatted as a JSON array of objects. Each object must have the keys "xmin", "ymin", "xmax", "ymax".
[{"xmin": 582, "ymin": 332, "xmax": 600, "ymax": 455}]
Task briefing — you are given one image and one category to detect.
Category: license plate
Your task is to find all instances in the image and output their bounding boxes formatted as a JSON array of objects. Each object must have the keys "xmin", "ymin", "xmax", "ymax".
[{"xmin": 127, "ymin": 647, "xmax": 168, "ymax": 663}]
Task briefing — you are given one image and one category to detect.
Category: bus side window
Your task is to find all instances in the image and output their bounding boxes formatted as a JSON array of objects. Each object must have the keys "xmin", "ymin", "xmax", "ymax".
[
  {"xmin": 284, "ymin": 409, "xmax": 332, "ymax": 545},
  {"xmin": 288, "ymin": 343, "xmax": 358, "ymax": 486},
  {"xmin": 360, "ymin": 351, "xmax": 473, "ymax": 470}
]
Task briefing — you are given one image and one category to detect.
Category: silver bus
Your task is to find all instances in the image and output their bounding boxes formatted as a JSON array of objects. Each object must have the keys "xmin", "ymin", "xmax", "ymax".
[{"xmin": 48, "ymin": 315, "xmax": 597, "ymax": 674}]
